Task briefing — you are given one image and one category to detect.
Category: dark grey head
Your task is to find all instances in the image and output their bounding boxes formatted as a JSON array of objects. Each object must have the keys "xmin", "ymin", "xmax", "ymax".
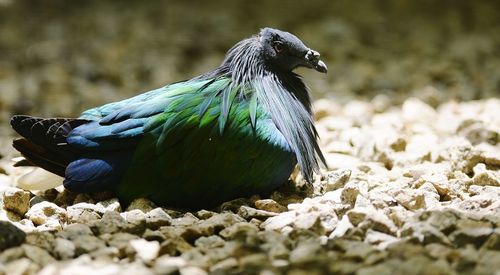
[{"xmin": 259, "ymin": 28, "xmax": 327, "ymax": 73}]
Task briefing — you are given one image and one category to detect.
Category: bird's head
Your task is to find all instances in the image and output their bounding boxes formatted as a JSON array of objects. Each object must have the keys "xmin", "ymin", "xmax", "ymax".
[{"xmin": 259, "ymin": 27, "xmax": 327, "ymax": 74}]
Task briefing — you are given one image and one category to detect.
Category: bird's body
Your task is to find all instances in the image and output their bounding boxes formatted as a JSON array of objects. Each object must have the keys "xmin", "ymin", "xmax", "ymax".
[{"xmin": 11, "ymin": 28, "xmax": 327, "ymax": 209}]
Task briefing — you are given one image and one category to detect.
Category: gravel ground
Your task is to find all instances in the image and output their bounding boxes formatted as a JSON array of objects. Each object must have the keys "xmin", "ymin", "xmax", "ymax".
[{"xmin": 0, "ymin": 96, "xmax": 498, "ymax": 275}]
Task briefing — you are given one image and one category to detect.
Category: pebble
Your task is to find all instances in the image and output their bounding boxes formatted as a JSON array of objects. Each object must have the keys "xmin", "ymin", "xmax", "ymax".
[
  {"xmin": 25, "ymin": 201, "xmax": 67, "ymax": 227},
  {"xmin": 0, "ymin": 221, "xmax": 26, "ymax": 250},
  {"xmin": 0, "ymin": 96, "xmax": 498, "ymax": 273},
  {"xmin": 2, "ymin": 187, "xmax": 31, "ymax": 216},
  {"xmin": 130, "ymin": 239, "xmax": 160, "ymax": 262},
  {"xmin": 145, "ymin": 207, "xmax": 172, "ymax": 229},
  {"xmin": 254, "ymin": 199, "xmax": 287, "ymax": 213}
]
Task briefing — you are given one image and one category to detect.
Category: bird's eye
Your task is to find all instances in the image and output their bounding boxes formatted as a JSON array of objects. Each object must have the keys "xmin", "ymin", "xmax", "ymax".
[{"xmin": 272, "ymin": 41, "xmax": 285, "ymax": 53}]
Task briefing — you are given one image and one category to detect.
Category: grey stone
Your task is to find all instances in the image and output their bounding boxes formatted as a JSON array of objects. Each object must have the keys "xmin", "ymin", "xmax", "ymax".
[
  {"xmin": 22, "ymin": 244, "xmax": 56, "ymax": 266},
  {"xmin": 145, "ymin": 207, "xmax": 172, "ymax": 229},
  {"xmin": 57, "ymin": 223, "xmax": 94, "ymax": 240},
  {"xmin": 53, "ymin": 237, "xmax": 75, "ymax": 260},
  {"xmin": 92, "ymin": 210, "xmax": 127, "ymax": 235},
  {"xmin": 238, "ymin": 206, "xmax": 278, "ymax": 220},
  {"xmin": 122, "ymin": 209, "xmax": 147, "ymax": 235},
  {"xmin": 25, "ymin": 231, "xmax": 55, "ymax": 252},
  {"xmin": 0, "ymin": 221, "xmax": 26, "ymax": 250},
  {"xmin": 195, "ymin": 235, "xmax": 225, "ymax": 250}
]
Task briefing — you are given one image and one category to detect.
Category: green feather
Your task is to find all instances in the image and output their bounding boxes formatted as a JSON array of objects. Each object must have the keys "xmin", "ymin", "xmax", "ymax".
[
  {"xmin": 218, "ymin": 85, "xmax": 238, "ymax": 135},
  {"xmin": 249, "ymin": 94, "xmax": 257, "ymax": 129}
]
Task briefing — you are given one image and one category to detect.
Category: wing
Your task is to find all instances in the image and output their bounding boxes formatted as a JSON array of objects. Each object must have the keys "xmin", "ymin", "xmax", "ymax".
[
  {"xmin": 66, "ymin": 79, "xmax": 223, "ymax": 150},
  {"xmin": 63, "ymin": 77, "xmax": 248, "ymax": 192}
]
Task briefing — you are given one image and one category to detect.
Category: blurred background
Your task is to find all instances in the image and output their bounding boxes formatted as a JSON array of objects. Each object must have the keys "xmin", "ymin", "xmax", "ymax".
[{"xmin": 0, "ymin": 0, "xmax": 499, "ymax": 135}]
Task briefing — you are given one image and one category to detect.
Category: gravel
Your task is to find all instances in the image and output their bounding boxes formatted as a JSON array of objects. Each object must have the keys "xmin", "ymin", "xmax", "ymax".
[{"xmin": 0, "ymin": 97, "xmax": 499, "ymax": 274}]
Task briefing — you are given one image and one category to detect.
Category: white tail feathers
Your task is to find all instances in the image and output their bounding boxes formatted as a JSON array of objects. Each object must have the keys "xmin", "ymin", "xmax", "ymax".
[{"xmin": 17, "ymin": 168, "xmax": 64, "ymax": 191}]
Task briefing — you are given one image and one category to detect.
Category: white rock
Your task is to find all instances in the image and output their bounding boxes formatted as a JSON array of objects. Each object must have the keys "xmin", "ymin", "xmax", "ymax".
[
  {"xmin": 329, "ymin": 215, "xmax": 354, "ymax": 239},
  {"xmin": 25, "ymin": 201, "xmax": 66, "ymax": 226},
  {"xmin": 260, "ymin": 211, "xmax": 296, "ymax": 231},
  {"xmin": 129, "ymin": 239, "xmax": 160, "ymax": 262}
]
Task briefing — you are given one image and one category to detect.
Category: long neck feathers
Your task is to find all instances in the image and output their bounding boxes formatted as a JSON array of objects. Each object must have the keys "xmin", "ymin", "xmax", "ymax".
[{"xmin": 201, "ymin": 36, "xmax": 326, "ymax": 182}]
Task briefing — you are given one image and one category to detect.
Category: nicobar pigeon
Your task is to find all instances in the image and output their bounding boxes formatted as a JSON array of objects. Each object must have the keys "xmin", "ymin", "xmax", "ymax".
[{"xmin": 11, "ymin": 28, "xmax": 328, "ymax": 209}]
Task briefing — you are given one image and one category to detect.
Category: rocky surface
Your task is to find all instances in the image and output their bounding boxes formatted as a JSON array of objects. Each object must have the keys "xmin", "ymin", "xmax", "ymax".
[{"xmin": 0, "ymin": 97, "xmax": 498, "ymax": 274}]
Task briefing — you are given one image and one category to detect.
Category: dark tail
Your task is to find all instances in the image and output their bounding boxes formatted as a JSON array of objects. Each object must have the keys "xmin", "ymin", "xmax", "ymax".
[{"xmin": 10, "ymin": 115, "xmax": 90, "ymax": 177}]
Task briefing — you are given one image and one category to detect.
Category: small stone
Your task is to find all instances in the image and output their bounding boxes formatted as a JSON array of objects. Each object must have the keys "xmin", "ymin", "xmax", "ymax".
[
  {"xmin": 29, "ymin": 196, "xmax": 47, "ymax": 207},
  {"xmin": 96, "ymin": 198, "xmax": 122, "ymax": 212},
  {"xmin": 209, "ymin": 257, "xmax": 238, "ymax": 273},
  {"xmin": 196, "ymin": 209, "xmax": 217, "ymax": 219},
  {"xmin": 238, "ymin": 206, "xmax": 278, "ymax": 220},
  {"xmin": 126, "ymin": 197, "xmax": 157, "ymax": 213},
  {"xmin": 393, "ymin": 189, "xmax": 426, "ymax": 210},
  {"xmin": 154, "ymin": 255, "xmax": 187, "ymax": 274},
  {"xmin": 66, "ymin": 203, "xmax": 104, "ymax": 223},
  {"xmin": 25, "ymin": 201, "xmax": 67, "ymax": 226},
  {"xmin": 294, "ymin": 212, "xmax": 325, "ymax": 234},
  {"xmin": 3, "ymin": 187, "xmax": 31, "ymax": 216},
  {"xmin": 219, "ymin": 222, "xmax": 259, "ymax": 240},
  {"xmin": 254, "ymin": 199, "xmax": 287, "ymax": 213},
  {"xmin": 14, "ymin": 219, "xmax": 36, "ymax": 232},
  {"xmin": 341, "ymin": 183, "xmax": 360, "ymax": 206},
  {"xmin": 122, "ymin": 209, "xmax": 147, "ymax": 235},
  {"xmin": 72, "ymin": 235, "xmax": 107, "ymax": 256},
  {"xmin": 143, "ymin": 228, "xmax": 166, "ymax": 242},
  {"xmin": 106, "ymin": 232, "xmax": 139, "ymax": 258},
  {"xmin": 323, "ymin": 169, "xmax": 352, "ymax": 192},
  {"xmin": 4, "ymin": 258, "xmax": 38, "ymax": 275},
  {"xmin": 260, "ymin": 211, "xmax": 296, "ymax": 231},
  {"xmin": 289, "ymin": 241, "xmax": 322, "ymax": 264},
  {"xmin": 145, "ymin": 207, "xmax": 172, "ymax": 229},
  {"xmin": 0, "ymin": 221, "xmax": 26, "ymax": 250},
  {"xmin": 22, "ymin": 244, "xmax": 55, "ymax": 266},
  {"xmin": 347, "ymin": 206, "xmax": 397, "ymax": 235},
  {"xmin": 179, "ymin": 266, "xmax": 208, "ymax": 275},
  {"xmin": 53, "ymin": 238, "xmax": 76, "ymax": 260},
  {"xmin": 449, "ymin": 220, "xmax": 494, "ymax": 247},
  {"xmin": 402, "ymin": 98, "xmax": 436, "ymax": 123},
  {"xmin": 364, "ymin": 229, "xmax": 398, "ymax": 249},
  {"xmin": 329, "ymin": 215, "xmax": 354, "ymax": 239},
  {"xmin": 171, "ymin": 213, "xmax": 199, "ymax": 227},
  {"xmin": 130, "ymin": 239, "xmax": 160, "ymax": 262},
  {"xmin": 195, "ymin": 235, "xmax": 225, "ymax": 251},
  {"xmin": 472, "ymin": 163, "xmax": 500, "ymax": 187},
  {"xmin": 196, "ymin": 212, "xmax": 246, "ymax": 236},
  {"xmin": 92, "ymin": 210, "xmax": 127, "ymax": 235},
  {"xmin": 25, "ymin": 231, "xmax": 55, "ymax": 251},
  {"xmin": 239, "ymin": 253, "xmax": 268, "ymax": 269},
  {"xmin": 57, "ymin": 223, "xmax": 94, "ymax": 240}
]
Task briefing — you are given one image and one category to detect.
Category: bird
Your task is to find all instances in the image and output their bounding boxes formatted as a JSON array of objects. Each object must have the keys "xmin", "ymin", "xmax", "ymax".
[{"xmin": 10, "ymin": 28, "xmax": 328, "ymax": 209}]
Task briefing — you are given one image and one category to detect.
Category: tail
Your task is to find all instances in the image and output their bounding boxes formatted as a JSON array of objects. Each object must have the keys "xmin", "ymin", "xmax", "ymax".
[{"xmin": 10, "ymin": 115, "xmax": 90, "ymax": 177}]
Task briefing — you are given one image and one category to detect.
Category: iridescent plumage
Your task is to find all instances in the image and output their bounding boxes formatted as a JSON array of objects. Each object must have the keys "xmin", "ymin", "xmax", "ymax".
[{"xmin": 11, "ymin": 28, "xmax": 327, "ymax": 209}]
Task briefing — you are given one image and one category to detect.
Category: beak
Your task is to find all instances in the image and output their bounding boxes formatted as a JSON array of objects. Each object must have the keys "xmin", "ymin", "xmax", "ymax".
[{"xmin": 303, "ymin": 49, "xmax": 328, "ymax": 73}]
